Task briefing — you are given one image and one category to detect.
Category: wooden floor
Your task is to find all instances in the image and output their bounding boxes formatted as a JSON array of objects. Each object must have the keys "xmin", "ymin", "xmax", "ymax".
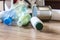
[
  {"xmin": 0, "ymin": 21, "xmax": 60, "ymax": 40},
  {"xmin": 0, "ymin": 1, "xmax": 60, "ymax": 40}
]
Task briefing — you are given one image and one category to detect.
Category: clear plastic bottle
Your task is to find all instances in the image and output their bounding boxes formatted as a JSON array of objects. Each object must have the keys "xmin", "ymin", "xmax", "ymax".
[
  {"xmin": 17, "ymin": 13, "xmax": 31, "ymax": 26},
  {"xmin": 2, "ymin": 9, "xmax": 16, "ymax": 26},
  {"xmin": 31, "ymin": 4, "xmax": 43, "ymax": 30},
  {"xmin": 13, "ymin": 0, "xmax": 31, "ymax": 27}
]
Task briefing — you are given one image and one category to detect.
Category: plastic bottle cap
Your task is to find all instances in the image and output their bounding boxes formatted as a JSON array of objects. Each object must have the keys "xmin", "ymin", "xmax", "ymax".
[
  {"xmin": 3, "ymin": 17, "xmax": 12, "ymax": 25},
  {"xmin": 36, "ymin": 22, "xmax": 43, "ymax": 30}
]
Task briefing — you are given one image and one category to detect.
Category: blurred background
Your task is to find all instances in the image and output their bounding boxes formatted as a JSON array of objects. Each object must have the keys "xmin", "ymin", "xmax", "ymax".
[{"xmin": 0, "ymin": 0, "xmax": 60, "ymax": 11}]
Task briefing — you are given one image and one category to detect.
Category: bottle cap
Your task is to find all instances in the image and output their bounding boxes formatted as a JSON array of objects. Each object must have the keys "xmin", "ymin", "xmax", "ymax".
[
  {"xmin": 3, "ymin": 17, "xmax": 12, "ymax": 25},
  {"xmin": 36, "ymin": 22, "xmax": 43, "ymax": 30}
]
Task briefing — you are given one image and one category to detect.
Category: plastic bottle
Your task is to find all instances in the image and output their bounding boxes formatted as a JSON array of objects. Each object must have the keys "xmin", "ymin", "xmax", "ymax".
[
  {"xmin": 13, "ymin": 0, "xmax": 31, "ymax": 27},
  {"xmin": 17, "ymin": 13, "xmax": 31, "ymax": 26},
  {"xmin": 2, "ymin": 9, "xmax": 16, "ymax": 26},
  {"xmin": 30, "ymin": 17, "xmax": 43, "ymax": 30},
  {"xmin": 31, "ymin": 3, "xmax": 43, "ymax": 30}
]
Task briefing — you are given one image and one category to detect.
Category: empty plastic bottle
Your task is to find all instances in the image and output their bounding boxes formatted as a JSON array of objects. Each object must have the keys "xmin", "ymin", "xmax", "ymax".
[
  {"xmin": 13, "ymin": 1, "xmax": 31, "ymax": 27},
  {"xmin": 2, "ymin": 9, "xmax": 16, "ymax": 26}
]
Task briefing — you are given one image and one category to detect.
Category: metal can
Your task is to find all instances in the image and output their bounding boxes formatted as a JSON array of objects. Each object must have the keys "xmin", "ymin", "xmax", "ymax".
[{"xmin": 37, "ymin": 6, "xmax": 52, "ymax": 21}]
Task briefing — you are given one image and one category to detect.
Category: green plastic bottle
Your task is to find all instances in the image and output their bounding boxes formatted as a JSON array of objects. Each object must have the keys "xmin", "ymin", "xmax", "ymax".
[
  {"xmin": 13, "ymin": 0, "xmax": 31, "ymax": 27},
  {"xmin": 17, "ymin": 14, "xmax": 31, "ymax": 26}
]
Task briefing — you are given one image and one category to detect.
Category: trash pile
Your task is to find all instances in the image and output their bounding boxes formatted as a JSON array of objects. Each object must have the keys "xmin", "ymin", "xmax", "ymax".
[
  {"xmin": 2, "ymin": 0, "xmax": 60, "ymax": 34},
  {"xmin": 0, "ymin": 0, "xmax": 43, "ymax": 31},
  {"xmin": 1, "ymin": 1, "xmax": 31, "ymax": 26}
]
